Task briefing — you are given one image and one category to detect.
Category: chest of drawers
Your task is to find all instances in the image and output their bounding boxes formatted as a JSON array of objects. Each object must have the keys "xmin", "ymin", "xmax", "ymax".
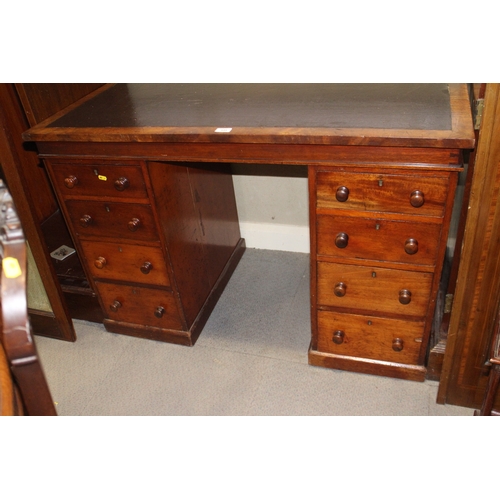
[
  {"xmin": 309, "ymin": 164, "xmax": 460, "ymax": 380},
  {"xmin": 44, "ymin": 157, "xmax": 244, "ymax": 345}
]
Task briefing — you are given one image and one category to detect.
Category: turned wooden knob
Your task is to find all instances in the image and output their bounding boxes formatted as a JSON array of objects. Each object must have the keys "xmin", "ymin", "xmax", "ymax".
[
  {"xmin": 128, "ymin": 218, "xmax": 141, "ymax": 231},
  {"xmin": 110, "ymin": 300, "xmax": 122, "ymax": 312},
  {"xmin": 94, "ymin": 256, "xmax": 107, "ymax": 269},
  {"xmin": 64, "ymin": 175, "xmax": 78, "ymax": 189},
  {"xmin": 335, "ymin": 232, "xmax": 349, "ymax": 248},
  {"xmin": 79, "ymin": 214, "xmax": 92, "ymax": 227},
  {"xmin": 392, "ymin": 338, "xmax": 404, "ymax": 352},
  {"xmin": 334, "ymin": 282, "xmax": 347, "ymax": 297},
  {"xmin": 404, "ymin": 238, "xmax": 418, "ymax": 255},
  {"xmin": 140, "ymin": 262, "xmax": 153, "ymax": 274},
  {"xmin": 332, "ymin": 330, "xmax": 345, "ymax": 345},
  {"xmin": 399, "ymin": 289, "xmax": 412, "ymax": 305},
  {"xmin": 114, "ymin": 177, "xmax": 130, "ymax": 191},
  {"xmin": 410, "ymin": 190, "xmax": 424, "ymax": 208},
  {"xmin": 336, "ymin": 186, "xmax": 349, "ymax": 202},
  {"xmin": 154, "ymin": 306, "xmax": 165, "ymax": 318}
]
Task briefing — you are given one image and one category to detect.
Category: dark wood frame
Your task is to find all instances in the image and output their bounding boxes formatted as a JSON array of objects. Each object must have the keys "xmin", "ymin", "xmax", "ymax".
[
  {"xmin": 438, "ymin": 83, "xmax": 500, "ymax": 411},
  {"xmin": 0, "ymin": 84, "xmax": 75, "ymax": 341}
]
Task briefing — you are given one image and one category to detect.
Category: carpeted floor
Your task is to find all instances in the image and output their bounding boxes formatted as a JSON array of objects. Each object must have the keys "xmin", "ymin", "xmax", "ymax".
[{"xmin": 34, "ymin": 249, "xmax": 472, "ymax": 416}]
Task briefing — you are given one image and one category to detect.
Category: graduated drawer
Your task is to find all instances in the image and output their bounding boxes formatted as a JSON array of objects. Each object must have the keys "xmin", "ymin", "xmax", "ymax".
[
  {"xmin": 49, "ymin": 162, "xmax": 149, "ymax": 200},
  {"xmin": 79, "ymin": 241, "xmax": 171, "ymax": 287},
  {"xmin": 316, "ymin": 171, "xmax": 449, "ymax": 217},
  {"xmin": 317, "ymin": 214, "xmax": 442, "ymax": 266},
  {"xmin": 96, "ymin": 282, "xmax": 184, "ymax": 330},
  {"xmin": 65, "ymin": 200, "xmax": 159, "ymax": 242},
  {"xmin": 317, "ymin": 261, "xmax": 433, "ymax": 318},
  {"xmin": 316, "ymin": 310, "xmax": 423, "ymax": 365}
]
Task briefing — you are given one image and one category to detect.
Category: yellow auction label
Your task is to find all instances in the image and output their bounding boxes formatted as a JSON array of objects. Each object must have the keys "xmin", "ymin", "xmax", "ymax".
[
  {"xmin": 2, "ymin": 257, "xmax": 22, "ymax": 279},
  {"xmin": 98, "ymin": 175, "xmax": 107, "ymax": 181}
]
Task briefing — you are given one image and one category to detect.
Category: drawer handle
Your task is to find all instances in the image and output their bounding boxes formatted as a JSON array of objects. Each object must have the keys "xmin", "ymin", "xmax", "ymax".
[
  {"xmin": 154, "ymin": 306, "xmax": 165, "ymax": 318},
  {"xmin": 94, "ymin": 256, "xmax": 107, "ymax": 269},
  {"xmin": 392, "ymin": 338, "xmax": 404, "ymax": 352},
  {"xmin": 79, "ymin": 214, "xmax": 93, "ymax": 227},
  {"xmin": 332, "ymin": 330, "xmax": 345, "ymax": 345},
  {"xmin": 404, "ymin": 238, "xmax": 418, "ymax": 255},
  {"xmin": 114, "ymin": 177, "xmax": 130, "ymax": 191},
  {"xmin": 410, "ymin": 190, "xmax": 424, "ymax": 208},
  {"xmin": 110, "ymin": 300, "xmax": 122, "ymax": 312},
  {"xmin": 335, "ymin": 232, "xmax": 349, "ymax": 248},
  {"xmin": 128, "ymin": 218, "xmax": 141, "ymax": 231},
  {"xmin": 334, "ymin": 282, "xmax": 347, "ymax": 297},
  {"xmin": 336, "ymin": 186, "xmax": 349, "ymax": 202},
  {"xmin": 64, "ymin": 175, "xmax": 78, "ymax": 189},
  {"xmin": 399, "ymin": 289, "xmax": 412, "ymax": 305},
  {"xmin": 140, "ymin": 262, "xmax": 153, "ymax": 274}
]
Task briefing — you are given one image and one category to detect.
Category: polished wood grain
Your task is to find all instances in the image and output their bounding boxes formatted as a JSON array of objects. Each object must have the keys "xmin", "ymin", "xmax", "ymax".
[
  {"xmin": 308, "ymin": 349, "xmax": 427, "ymax": 381},
  {"xmin": 438, "ymin": 84, "xmax": 500, "ymax": 411},
  {"xmin": 22, "ymin": 84, "xmax": 473, "ymax": 381},
  {"xmin": 316, "ymin": 215, "xmax": 443, "ymax": 267},
  {"xmin": 65, "ymin": 200, "xmax": 159, "ymax": 242},
  {"xmin": 79, "ymin": 240, "xmax": 171, "ymax": 287},
  {"xmin": 102, "ymin": 239, "xmax": 246, "ymax": 346},
  {"xmin": 316, "ymin": 170, "xmax": 451, "ymax": 217},
  {"xmin": 95, "ymin": 282, "xmax": 184, "ymax": 331},
  {"xmin": 45, "ymin": 152, "xmax": 243, "ymax": 345},
  {"xmin": 317, "ymin": 262, "xmax": 433, "ymax": 319},
  {"xmin": 49, "ymin": 160, "xmax": 149, "ymax": 201},
  {"xmin": 35, "ymin": 141, "xmax": 464, "ymax": 168},
  {"xmin": 308, "ymin": 137, "xmax": 462, "ymax": 379},
  {"xmin": 148, "ymin": 161, "xmax": 242, "ymax": 327},
  {"xmin": 316, "ymin": 310, "xmax": 423, "ymax": 364}
]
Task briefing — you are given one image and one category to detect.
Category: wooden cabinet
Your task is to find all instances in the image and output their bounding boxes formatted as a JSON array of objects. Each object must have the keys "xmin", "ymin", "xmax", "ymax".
[
  {"xmin": 43, "ymin": 157, "xmax": 244, "ymax": 345},
  {"xmin": 309, "ymin": 165, "xmax": 461, "ymax": 381}
]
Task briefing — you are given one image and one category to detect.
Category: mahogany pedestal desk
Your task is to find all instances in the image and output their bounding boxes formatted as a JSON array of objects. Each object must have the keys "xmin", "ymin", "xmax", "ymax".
[{"xmin": 23, "ymin": 84, "xmax": 474, "ymax": 381}]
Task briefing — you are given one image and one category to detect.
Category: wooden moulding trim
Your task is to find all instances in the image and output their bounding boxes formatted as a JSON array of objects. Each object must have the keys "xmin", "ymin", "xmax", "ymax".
[
  {"xmin": 308, "ymin": 348, "xmax": 427, "ymax": 382},
  {"xmin": 103, "ymin": 319, "xmax": 193, "ymax": 345},
  {"xmin": 23, "ymin": 127, "xmax": 475, "ymax": 149},
  {"xmin": 34, "ymin": 143, "xmax": 463, "ymax": 168}
]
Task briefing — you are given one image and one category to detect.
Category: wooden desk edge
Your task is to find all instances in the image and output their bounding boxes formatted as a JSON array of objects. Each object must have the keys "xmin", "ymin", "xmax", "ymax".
[{"xmin": 21, "ymin": 84, "xmax": 475, "ymax": 150}]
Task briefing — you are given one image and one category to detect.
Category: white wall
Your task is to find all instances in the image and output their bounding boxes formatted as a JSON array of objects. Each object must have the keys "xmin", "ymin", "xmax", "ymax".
[{"xmin": 231, "ymin": 164, "xmax": 309, "ymax": 253}]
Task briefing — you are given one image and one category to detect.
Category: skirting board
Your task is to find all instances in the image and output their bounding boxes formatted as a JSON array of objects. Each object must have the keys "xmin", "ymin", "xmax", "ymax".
[{"xmin": 239, "ymin": 221, "xmax": 310, "ymax": 253}]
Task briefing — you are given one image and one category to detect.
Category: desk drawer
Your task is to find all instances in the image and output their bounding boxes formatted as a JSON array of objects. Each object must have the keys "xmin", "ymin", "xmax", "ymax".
[
  {"xmin": 50, "ymin": 162, "xmax": 149, "ymax": 200},
  {"xmin": 65, "ymin": 200, "xmax": 159, "ymax": 242},
  {"xmin": 316, "ymin": 171, "xmax": 449, "ymax": 217},
  {"xmin": 317, "ymin": 261, "xmax": 433, "ymax": 318},
  {"xmin": 317, "ymin": 310, "xmax": 423, "ymax": 364},
  {"xmin": 317, "ymin": 214, "xmax": 442, "ymax": 266},
  {"xmin": 79, "ymin": 241, "xmax": 171, "ymax": 287},
  {"xmin": 96, "ymin": 282, "xmax": 184, "ymax": 330}
]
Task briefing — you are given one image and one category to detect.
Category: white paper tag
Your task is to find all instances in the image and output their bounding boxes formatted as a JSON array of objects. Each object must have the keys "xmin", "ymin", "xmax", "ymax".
[{"xmin": 215, "ymin": 128, "xmax": 232, "ymax": 133}]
